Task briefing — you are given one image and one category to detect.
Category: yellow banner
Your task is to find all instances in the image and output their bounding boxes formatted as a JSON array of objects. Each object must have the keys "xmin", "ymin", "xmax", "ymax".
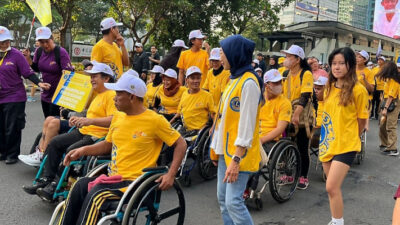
[
  {"xmin": 52, "ymin": 71, "xmax": 92, "ymax": 112},
  {"xmin": 26, "ymin": 0, "xmax": 52, "ymax": 26}
]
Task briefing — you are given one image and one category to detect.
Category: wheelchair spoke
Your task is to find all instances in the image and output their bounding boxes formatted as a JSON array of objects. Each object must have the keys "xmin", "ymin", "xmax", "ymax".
[{"xmin": 157, "ymin": 206, "xmax": 182, "ymax": 221}]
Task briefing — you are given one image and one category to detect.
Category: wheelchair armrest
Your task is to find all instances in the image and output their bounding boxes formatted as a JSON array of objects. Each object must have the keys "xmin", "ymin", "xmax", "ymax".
[
  {"xmin": 142, "ymin": 166, "xmax": 168, "ymax": 173},
  {"xmin": 86, "ymin": 162, "xmax": 109, "ymax": 178}
]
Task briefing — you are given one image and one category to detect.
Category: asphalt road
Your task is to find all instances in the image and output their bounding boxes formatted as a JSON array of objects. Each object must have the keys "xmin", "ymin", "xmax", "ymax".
[{"xmin": 0, "ymin": 99, "xmax": 398, "ymax": 225}]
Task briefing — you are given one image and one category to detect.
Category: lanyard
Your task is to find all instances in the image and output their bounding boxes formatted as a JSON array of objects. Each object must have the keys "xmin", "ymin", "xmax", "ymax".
[{"xmin": 0, "ymin": 51, "xmax": 8, "ymax": 67}]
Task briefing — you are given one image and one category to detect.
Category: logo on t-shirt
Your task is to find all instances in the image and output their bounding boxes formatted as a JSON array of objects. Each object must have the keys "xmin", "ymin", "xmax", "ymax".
[{"xmin": 319, "ymin": 112, "xmax": 335, "ymax": 157}]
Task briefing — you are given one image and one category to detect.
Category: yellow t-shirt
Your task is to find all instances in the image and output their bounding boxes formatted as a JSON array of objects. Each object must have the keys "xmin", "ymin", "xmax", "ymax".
[
  {"xmin": 202, "ymin": 69, "xmax": 230, "ymax": 109},
  {"xmin": 156, "ymin": 85, "xmax": 187, "ymax": 114},
  {"xmin": 79, "ymin": 90, "xmax": 117, "ymax": 138},
  {"xmin": 386, "ymin": 79, "xmax": 400, "ymax": 99},
  {"xmin": 316, "ymin": 101, "xmax": 324, "ymax": 127},
  {"xmin": 107, "ymin": 110, "xmax": 181, "ymax": 180},
  {"xmin": 278, "ymin": 67, "xmax": 287, "ymax": 75},
  {"xmin": 144, "ymin": 83, "xmax": 161, "ymax": 108},
  {"xmin": 371, "ymin": 66, "xmax": 384, "ymax": 91},
  {"xmin": 319, "ymin": 83, "xmax": 369, "ymax": 162},
  {"xmin": 259, "ymin": 94, "xmax": 292, "ymax": 138},
  {"xmin": 91, "ymin": 39, "xmax": 123, "ymax": 78},
  {"xmin": 356, "ymin": 67, "xmax": 374, "ymax": 100},
  {"xmin": 177, "ymin": 89, "xmax": 215, "ymax": 131},
  {"xmin": 283, "ymin": 70, "xmax": 313, "ymax": 101},
  {"xmin": 176, "ymin": 49, "xmax": 210, "ymax": 87}
]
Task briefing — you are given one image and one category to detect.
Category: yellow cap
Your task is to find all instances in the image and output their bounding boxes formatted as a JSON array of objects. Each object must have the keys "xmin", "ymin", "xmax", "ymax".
[{"xmin": 278, "ymin": 57, "xmax": 285, "ymax": 64}]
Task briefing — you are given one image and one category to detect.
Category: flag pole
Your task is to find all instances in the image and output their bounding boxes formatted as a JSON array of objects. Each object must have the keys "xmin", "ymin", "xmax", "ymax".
[{"xmin": 25, "ymin": 0, "xmax": 40, "ymax": 49}]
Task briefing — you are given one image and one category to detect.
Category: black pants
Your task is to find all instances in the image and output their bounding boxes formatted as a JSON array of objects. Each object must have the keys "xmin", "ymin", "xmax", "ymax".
[
  {"xmin": 42, "ymin": 129, "xmax": 95, "ymax": 179},
  {"xmin": 296, "ymin": 127, "xmax": 310, "ymax": 178},
  {"xmin": 59, "ymin": 177, "xmax": 131, "ymax": 225},
  {"xmin": 371, "ymin": 90, "xmax": 382, "ymax": 118},
  {"xmin": 0, "ymin": 102, "xmax": 26, "ymax": 160},
  {"xmin": 41, "ymin": 100, "xmax": 60, "ymax": 118}
]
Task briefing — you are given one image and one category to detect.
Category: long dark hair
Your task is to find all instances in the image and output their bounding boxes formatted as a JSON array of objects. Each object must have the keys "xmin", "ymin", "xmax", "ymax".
[
  {"xmin": 326, "ymin": 47, "xmax": 357, "ymax": 106},
  {"xmin": 159, "ymin": 46, "xmax": 185, "ymax": 73},
  {"xmin": 376, "ymin": 61, "xmax": 400, "ymax": 84},
  {"xmin": 298, "ymin": 56, "xmax": 311, "ymax": 71}
]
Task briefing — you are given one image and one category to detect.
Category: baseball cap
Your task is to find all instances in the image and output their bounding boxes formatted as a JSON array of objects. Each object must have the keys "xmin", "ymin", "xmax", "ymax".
[
  {"xmin": 185, "ymin": 66, "xmax": 202, "ymax": 77},
  {"xmin": 313, "ymin": 76, "xmax": 328, "ymax": 86},
  {"xmin": 255, "ymin": 68, "xmax": 262, "ymax": 72},
  {"xmin": 278, "ymin": 57, "xmax": 285, "ymax": 64},
  {"xmin": 85, "ymin": 61, "xmax": 115, "ymax": 80},
  {"xmin": 281, "ymin": 45, "xmax": 305, "ymax": 59},
  {"xmin": 149, "ymin": 65, "xmax": 164, "ymax": 74},
  {"xmin": 263, "ymin": 69, "xmax": 283, "ymax": 83},
  {"xmin": 162, "ymin": 69, "xmax": 178, "ymax": 79},
  {"xmin": 100, "ymin": 17, "xmax": 123, "ymax": 31},
  {"xmin": 172, "ymin": 39, "xmax": 188, "ymax": 49},
  {"xmin": 397, "ymin": 63, "xmax": 400, "ymax": 68},
  {"xmin": 378, "ymin": 56, "xmax": 386, "ymax": 61},
  {"xmin": 367, "ymin": 61, "xmax": 373, "ymax": 66},
  {"xmin": 104, "ymin": 72, "xmax": 147, "ymax": 97},
  {"xmin": 253, "ymin": 59, "xmax": 259, "ymax": 64},
  {"xmin": 134, "ymin": 42, "xmax": 142, "ymax": 48},
  {"xmin": 357, "ymin": 50, "xmax": 369, "ymax": 61},
  {"xmin": 189, "ymin": 30, "xmax": 205, "ymax": 40},
  {"xmin": 35, "ymin": 27, "xmax": 52, "ymax": 40},
  {"xmin": 123, "ymin": 69, "xmax": 139, "ymax": 78},
  {"xmin": 0, "ymin": 26, "xmax": 13, "ymax": 41},
  {"xmin": 209, "ymin": 48, "xmax": 221, "ymax": 61}
]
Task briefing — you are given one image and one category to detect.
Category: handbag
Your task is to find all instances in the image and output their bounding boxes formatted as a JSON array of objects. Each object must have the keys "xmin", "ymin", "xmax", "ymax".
[{"xmin": 381, "ymin": 99, "xmax": 396, "ymax": 112}]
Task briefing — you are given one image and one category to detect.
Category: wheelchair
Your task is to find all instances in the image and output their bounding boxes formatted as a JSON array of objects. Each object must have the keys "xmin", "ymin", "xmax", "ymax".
[
  {"xmin": 244, "ymin": 138, "xmax": 301, "ymax": 210},
  {"xmin": 49, "ymin": 164, "xmax": 186, "ymax": 225},
  {"xmin": 165, "ymin": 119, "xmax": 217, "ymax": 186}
]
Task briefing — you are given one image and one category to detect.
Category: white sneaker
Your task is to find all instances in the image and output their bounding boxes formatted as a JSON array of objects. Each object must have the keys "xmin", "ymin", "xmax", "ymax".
[
  {"xmin": 18, "ymin": 148, "xmax": 43, "ymax": 167},
  {"xmin": 388, "ymin": 150, "xmax": 399, "ymax": 156}
]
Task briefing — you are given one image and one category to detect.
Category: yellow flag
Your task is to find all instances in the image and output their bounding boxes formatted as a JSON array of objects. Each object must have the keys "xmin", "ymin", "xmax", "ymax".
[{"xmin": 26, "ymin": 0, "xmax": 52, "ymax": 26}]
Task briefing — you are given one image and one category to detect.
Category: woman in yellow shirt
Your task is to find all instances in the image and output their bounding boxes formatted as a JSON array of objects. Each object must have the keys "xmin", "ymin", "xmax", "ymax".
[
  {"xmin": 320, "ymin": 47, "xmax": 369, "ymax": 225},
  {"xmin": 153, "ymin": 68, "xmax": 186, "ymax": 120},
  {"xmin": 377, "ymin": 61, "xmax": 400, "ymax": 156},
  {"xmin": 144, "ymin": 65, "xmax": 163, "ymax": 108}
]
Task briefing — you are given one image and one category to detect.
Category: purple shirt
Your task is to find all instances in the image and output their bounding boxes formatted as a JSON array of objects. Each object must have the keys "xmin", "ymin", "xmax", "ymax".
[
  {"xmin": 0, "ymin": 48, "xmax": 34, "ymax": 104},
  {"xmin": 33, "ymin": 46, "xmax": 72, "ymax": 103}
]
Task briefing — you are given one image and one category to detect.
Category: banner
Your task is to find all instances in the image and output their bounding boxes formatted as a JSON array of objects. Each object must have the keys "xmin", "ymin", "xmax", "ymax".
[
  {"xmin": 52, "ymin": 71, "xmax": 92, "ymax": 112},
  {"xmin": 26, "ymin": 0, "xmax": 52, "ymax": 26},
  {"xmin": 72, "ymin": 44, "xmax": 93, "ymax": 58}
]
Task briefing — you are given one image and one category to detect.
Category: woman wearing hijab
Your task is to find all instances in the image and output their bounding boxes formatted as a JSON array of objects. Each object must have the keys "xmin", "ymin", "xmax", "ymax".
[
  {"xmin": 267, "ymin": 55, "xmax": 279, "ymax": 70},
  {"xmin": 210, "ymin": 35, "xmax": 263, "ymax": 225},
  {"xmin": 0, "ymin": 26, "xmax": 50, "ymax": 164}
]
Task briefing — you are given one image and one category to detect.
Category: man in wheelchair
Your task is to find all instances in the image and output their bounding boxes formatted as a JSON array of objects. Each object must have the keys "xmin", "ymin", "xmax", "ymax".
[
  {"xmin": 169, "ymin": 66, "xmax": 216, "ymax": 140},
  {"xmin": 23, "ymin": 62, "xmax": 117, "ymax": 200},
  {"xmin": 57, "ymin": 72, "xmax": 186, "ymax": 225}
]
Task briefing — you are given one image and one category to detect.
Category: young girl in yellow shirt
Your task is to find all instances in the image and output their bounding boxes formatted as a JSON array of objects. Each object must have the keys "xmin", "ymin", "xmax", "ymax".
[{"xmin": 320, "ymin": 47, "xmax": 369, "ymax": 225}]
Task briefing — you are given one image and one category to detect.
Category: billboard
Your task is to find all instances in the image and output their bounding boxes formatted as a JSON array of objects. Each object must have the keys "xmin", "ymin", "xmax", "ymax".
[{"xmin": 373, "ymin": 0, "xmax": 400, "ymax": 38}]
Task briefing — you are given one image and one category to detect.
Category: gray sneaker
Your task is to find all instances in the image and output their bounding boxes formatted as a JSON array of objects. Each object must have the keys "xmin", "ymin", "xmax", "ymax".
[{"xmin": 388, "ymin": 150, "xmax": 399, "ymax": 156}]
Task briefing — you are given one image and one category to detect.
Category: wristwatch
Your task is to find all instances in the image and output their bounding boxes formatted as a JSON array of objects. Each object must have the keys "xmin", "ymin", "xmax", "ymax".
[{"xmin": 232, "ymin": 155, "xmax": 241, "ymax": 164}]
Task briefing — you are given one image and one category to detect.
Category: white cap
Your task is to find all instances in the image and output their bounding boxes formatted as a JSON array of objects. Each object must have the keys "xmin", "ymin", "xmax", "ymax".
[
  {"xmin": 35, "ymin": 27, "xmax": 52, "ymax": 40},
  {"xmin": 85, "ymin": 61, "xmax": 115, "ymax": 79},
  {"xmin": 357, "ymin": 50, "xmax": 369, "ymax": 61},
  {"xmin": 263, "ymin": 69, "xmax": 283, "ymax": 83},
  {"xmin": 378, "ymin": 56, "xmax": 386, "ymax": 61},
  {"xmin": 252, "ymin": 59, "xmax": 259, "ymax": 64},
  {"xmin": 162, "ymin": 69, "xmax": 178, "ymax": 79},
  {"xmin": 172, "ymin": 39, "xmax": 188, "ymax": 49},
  {"xmin": 185, "ymin": 66, "xmax": 202, "ymax": 77},
  {"xmin": 318, "ymin": 61, "xmax": 323, "ymax": 65},
  {"xmin": 0, "ymin": 26, "xmax": 13, "ymax": 41},
  {"xmin": 134, "ymin": 42, "xmax": 142, "ymax": 48},
  {"xmin": 209, "ymin": 48, "xmax": 221, "ymax": 61},
  {"xmin": 367, "ymin": 61, "xmax": 373, "ymax": 66},
  {"xmin": 189, "ymin": 30, "xmax": 205, "ymax": 39},
  {"xmin": 100, "ymin": 17, "xmax": 123, "ymax": 31},
  {"xmin": 397, "ymin": 63, "xmax": 400, "ymax": 68},
  {"xmin": 281, "ymin": 45, "xmax": 305, "ymax": 60},
  {"xmin": 313, "ymin": 76, "xmax": 328, "ymax": 86},
  {"xmin": 149, "ymin": 65, "xmax": 164, "ymax": 74},
  {"xmin": 122, "ymin": 69, "xmax": 139, "ymax": 78},
  {"xmin": 255, "ymin": 68, "xmax": 262, "ymax": 72},
  {"xmin": 104, "ymin": 73, "xmax": 147, "ymax": 97}
]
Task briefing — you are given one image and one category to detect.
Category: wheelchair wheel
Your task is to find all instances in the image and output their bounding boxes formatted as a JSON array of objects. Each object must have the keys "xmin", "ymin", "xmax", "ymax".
[
  {"xmin": 49, "ymin": 201, "xmax": 65, "ymax": 225},
  {"xmin": 122, "ymin": 173, "xmax": 185, "ymax": 225},
  {"xmin": 355, "ymin": 131, "xmax": 366, "ymax": 165},
  {"xmin": 268, "ymin": 140, "xmax": 301, "ymax": 203},
  {"xmin": 197, "ymin": 128, "xmax": 217, "ymax": 180}
]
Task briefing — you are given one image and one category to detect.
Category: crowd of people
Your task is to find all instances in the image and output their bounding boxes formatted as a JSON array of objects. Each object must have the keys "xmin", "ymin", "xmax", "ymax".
[{"xmin": 0, "ymin": 15, "xmax": 399, "ymax": 225}]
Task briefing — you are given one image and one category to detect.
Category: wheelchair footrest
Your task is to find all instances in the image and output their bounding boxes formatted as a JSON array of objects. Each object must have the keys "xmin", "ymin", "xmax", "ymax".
[{"xmin": 142, "ymin": 166, "xmax": 168, "ymax": 173}]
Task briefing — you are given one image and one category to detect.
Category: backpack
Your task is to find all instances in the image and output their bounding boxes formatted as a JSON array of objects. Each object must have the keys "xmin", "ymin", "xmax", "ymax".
[
  {"xmin": 283, "ymin": 69, "xmax": 315, "ymax": 138},
  {"xmin": 31, "ymin": 46, "xmax": 61, "ymax": 72}
]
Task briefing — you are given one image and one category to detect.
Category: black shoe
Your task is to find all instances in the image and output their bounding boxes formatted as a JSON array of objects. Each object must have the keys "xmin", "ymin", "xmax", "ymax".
[
  {"xmin": 23, "ymin": 177, "xmax": 52, "ymax": 195},
  {"xmin": 36, "ymin": 181, "xmax": 57, "ymax": 202},
  {"xmin": 0, "ymin": 154, "xmax": 6, "ymax": 161},
  {"xmin": 5, "ymin": 158, "xmax": 18, "ymax": 164}
]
